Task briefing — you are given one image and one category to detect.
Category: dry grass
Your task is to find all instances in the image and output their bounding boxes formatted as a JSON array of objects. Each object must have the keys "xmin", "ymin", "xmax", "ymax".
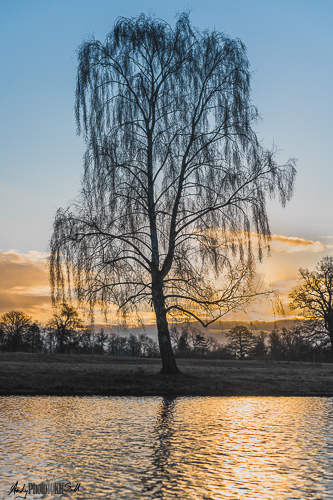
[{"xmin": 1, "ymin": 353, "xmax": 333, "ymax": 396}]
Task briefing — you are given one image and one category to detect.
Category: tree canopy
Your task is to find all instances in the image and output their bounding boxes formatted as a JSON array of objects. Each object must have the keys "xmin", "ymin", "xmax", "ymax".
[
  {"xmin": 225, "ymin": 325, "xmax": 255, "ymax": 359},
  {"xmin": 50, "ymin": 13, "xmax": 296, "ymax": 374},
  {"xmin": 47, "ymin": 303, "xmax": 85, "ymax": 354},
  {"xmin": 289, "ymin": 256, "xmax": 333, "ymax": 353},
  {"xmin": 0, "ymin": 310, "xmax": 41, "ymax": 352}
]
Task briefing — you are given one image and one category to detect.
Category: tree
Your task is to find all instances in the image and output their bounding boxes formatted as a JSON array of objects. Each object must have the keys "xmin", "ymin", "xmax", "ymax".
[
  {"xmin": 0, "ymin": 310, "xmax": 36, "ymax": 352},
  {"xmin": 46, "ymin": 304, "xmax": 85, "ymax": 353},
  {"xmin": 268, "ymin": 327, "xmax": 282, "ymax": 360},
  {"xmin": 127, "ymin": 333, "xmax": 141, "ymax": 356},
  {"xmin": 21, "ymin": 322, "xmax": 43, "ymax": 353},
  {"xmin": 50, "ymin": 13, "xmax": 296, "ymax": 374},
  {"xmin": 170, "ymin": 323, "xmax": 219, "ymax": 357},
  {"xmin": 280, "ymin": 325, "xmax": 316, "ymax": 361},
  {"xmin": 170, "ymin": 324, "xmax": 191, "ymax": 357},
  {"xmin": 226, "ymin": 325, "xmax": 255, "ymax": 359},
  {"xmin": 139, "ymin": 333, "xmax": 159, "ymax": 357},
  {"xmin": 95, "ymin": 328, "xmax": 109, "ymax": 354},
  {"xmin": 251, "ymin": 331, "xmax": 267, "ymax": 359},
  {"xmin": 289, "ymin": 256, "xmax": 333, "ymax": 354}
]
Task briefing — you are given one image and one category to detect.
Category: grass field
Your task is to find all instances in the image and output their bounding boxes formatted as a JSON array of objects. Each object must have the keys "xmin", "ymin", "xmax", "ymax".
[{"xmin": 1, "ymin": 353, "xmax": 333, "ymax": 397}]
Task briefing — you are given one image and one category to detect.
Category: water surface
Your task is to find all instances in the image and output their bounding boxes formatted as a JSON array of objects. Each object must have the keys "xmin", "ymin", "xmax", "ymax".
[{"xmin": 1, "ymin": 396, "xmax": 333, "ymax": 499}]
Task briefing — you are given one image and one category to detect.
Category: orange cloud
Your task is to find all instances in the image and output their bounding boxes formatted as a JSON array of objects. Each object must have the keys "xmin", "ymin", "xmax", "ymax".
[
  {"xmin": 0, "ymin": 250, "xmax": 51, "ymax": 322},
  {"xmin": 0, "ymin": 233, "xmax": 330, "ymax": 327},
  {"xmin": 0, "ymin": 250, "xmax": 155, "ymax": 327}
]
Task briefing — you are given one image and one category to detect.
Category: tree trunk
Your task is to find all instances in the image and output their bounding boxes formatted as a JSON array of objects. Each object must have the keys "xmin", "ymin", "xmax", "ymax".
[
  {"xmin": 152, "ymin": 283, "xmax": 180, "ymax": 375},
  {"xmin": 59, "ymin": 333, "xmax": 66, "ymax": 354},
  {"xmin": 325, "ymin": 311, "xmax": 333, "ymax": 355},
  {"xmin": 328, "ymin": 333, "xmax": 333, "ymax": 357}
]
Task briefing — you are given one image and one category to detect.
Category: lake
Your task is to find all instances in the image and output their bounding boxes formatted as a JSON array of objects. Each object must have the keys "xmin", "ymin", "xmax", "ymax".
[{"xmin": 1, "ymin": 396, "xmax": 333, "ymax": 499}]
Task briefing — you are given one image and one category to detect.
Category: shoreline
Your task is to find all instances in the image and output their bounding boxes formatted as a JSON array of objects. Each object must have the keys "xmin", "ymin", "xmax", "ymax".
[
  {"xmin": 1, "ymin": 353, "xmax": 333, "ymax": 398},
  {"xmin": 2, "ymin": 391, "xmax": 333, "ymax": 397}
]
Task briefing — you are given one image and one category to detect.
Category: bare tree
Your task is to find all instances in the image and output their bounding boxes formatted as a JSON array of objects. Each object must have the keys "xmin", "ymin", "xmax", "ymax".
[
  {"xmin": 46, "ymin": 304, "xmax": 85, "ymax": 354},
  {"xmin": 225, "ymin": 325, "xmax": 256, "ymax": 359},
  {"xmin": 170, "ymin": 323, "xmax": 219, "ymax": 357},
  {"xmin": 0, "ymin": 310, "xmax": 35, "ymax": 352},
  {"xmin": 251, "ymin": 331, "xmax": 267, "ymax": 359},
  {"xmin": 289, "ymin": 256, "xmax": 333, "ymax": 354},
  {"xmin": 95, "ymin": 328, "xmax": 109, "ymax": 354},
  {"xmin": 50, "ymin": 13, "xmax": 296, "ymax": 374}
]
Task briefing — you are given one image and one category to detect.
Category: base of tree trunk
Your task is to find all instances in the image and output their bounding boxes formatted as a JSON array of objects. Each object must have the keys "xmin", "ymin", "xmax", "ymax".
[
  {"xmin": 154, "ymin": 290, "xmax": 180, "ymax": 376},
  {"xmin": 159, "ymin": 365, "xmax": 181, "ymax": 375}
]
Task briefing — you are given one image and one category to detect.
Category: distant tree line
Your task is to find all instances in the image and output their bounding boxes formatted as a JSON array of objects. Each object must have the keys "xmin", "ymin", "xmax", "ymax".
[
  {"xmin": 170, "ymin": 322, "xmax": 332, "ymax": 362},
  {"xmin": 1, "ymin": 307, "xmax": 331, "ymax": 362},
  {"xmin": 0, "ymin": 306, "xmax": 159, "ymax": 357}
]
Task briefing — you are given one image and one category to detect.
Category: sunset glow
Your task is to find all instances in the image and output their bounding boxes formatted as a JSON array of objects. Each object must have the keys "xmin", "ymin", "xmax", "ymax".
[
  {"xmin": 1, "ymin": 231, "xmax": 332, "ymax": 326},
  {"xmin": 1, "ymin": 5, "xmax": 333, "ymax": 499},
  {"xmin": 1, "ymin": 0, "xmax": 332, "ymax": 331}
]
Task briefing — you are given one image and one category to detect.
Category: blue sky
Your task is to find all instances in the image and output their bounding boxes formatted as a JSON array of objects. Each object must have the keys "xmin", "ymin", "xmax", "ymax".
[{"xmin": 0, "ymin": 0, "xmax": 332, "ymax": 321}]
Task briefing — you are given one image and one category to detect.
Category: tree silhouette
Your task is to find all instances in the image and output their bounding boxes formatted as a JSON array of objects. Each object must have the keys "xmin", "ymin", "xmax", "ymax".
[
  {"xmin": 50, "ymin": 13, "xmax": 296, "ymax": 374},
  {"xmin": 226, "ymin": 325, "xmax": 255, "ymax": 359},
  {"xmin": 47, "ymin": 304, "xmax": 85, "ymax": 354},
  {"xmin": 289, "ymin": 256, "xmax": 333, "ymax": 354},
  {"xmin": 0, "ymin": 310, "xmax": 38, "ymax": 352}
]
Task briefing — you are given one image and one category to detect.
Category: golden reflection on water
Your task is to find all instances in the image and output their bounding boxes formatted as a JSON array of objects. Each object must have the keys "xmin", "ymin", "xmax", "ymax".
[{"xmin": 1, "ymin": 396, "xmax": 333, "ymax": 499}]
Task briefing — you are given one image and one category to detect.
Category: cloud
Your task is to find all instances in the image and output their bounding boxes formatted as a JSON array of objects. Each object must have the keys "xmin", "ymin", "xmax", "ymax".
[
  {"xmin": 254, "ymin": 234, "xmax": 332, "ymax": 319},
  {"xmin": 0, "ymin": 235, "xmax": 329, "ymax": 326},
  {"xmin": 0, "ymin": 250, "xmax": 155, "ymax": 327},
  {"xmin": 269, "ymin": 234, "xmax": 324, "ymax": 253},
  {"xmin": 0, "ymin": 250, "xmax": 51, "ymax": 322}
]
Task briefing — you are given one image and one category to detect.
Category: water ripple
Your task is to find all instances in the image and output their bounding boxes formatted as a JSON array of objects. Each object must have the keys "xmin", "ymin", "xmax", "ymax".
[{"xmin": 1, "ymin": 396, "xmax": 333, "ymax": 498}]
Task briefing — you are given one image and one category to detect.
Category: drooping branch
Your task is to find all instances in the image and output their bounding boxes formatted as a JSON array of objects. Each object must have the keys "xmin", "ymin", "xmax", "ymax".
[{"xmin": 50, "ymin": 12, "xmax": 296, "ymax": 344}]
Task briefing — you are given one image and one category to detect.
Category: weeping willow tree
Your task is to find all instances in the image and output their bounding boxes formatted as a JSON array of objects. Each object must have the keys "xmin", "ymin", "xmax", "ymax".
[{"xmin": 50, "ymin": 13, "xmax": 296, "ymax": 374}]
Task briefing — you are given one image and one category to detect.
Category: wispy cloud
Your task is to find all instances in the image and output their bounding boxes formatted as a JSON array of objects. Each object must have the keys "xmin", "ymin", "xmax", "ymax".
[
  {"xmin": 0, "ymin": 233, "xmax": 330, "ymax": 325},
  {"xmin": 269, "ymin": 234, "xmax": 324, "ymax": 253},
  {"xmin": 254, "ymin": 233, "xmax": 332, "ymax": 319}
]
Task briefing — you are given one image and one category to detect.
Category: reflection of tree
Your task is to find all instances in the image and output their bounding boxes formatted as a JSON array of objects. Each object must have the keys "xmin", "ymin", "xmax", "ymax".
[
  {"xmin": 141, "ymin": 397, "xmax": 178, "ymax": 497},
  {"xmin": 154, "ymin": 398, "xmax": 177, "ymax": 472}
]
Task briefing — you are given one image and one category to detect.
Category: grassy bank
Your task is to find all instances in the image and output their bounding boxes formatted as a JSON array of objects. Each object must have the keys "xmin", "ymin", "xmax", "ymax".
[{"xmin": 1, "ymin": 353, "xmax": 333, "ymax": 397}]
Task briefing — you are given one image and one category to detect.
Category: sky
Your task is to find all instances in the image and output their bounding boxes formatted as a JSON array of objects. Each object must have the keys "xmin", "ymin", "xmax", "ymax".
[{"xmin": 0, "ymin": 0, "xmax": 332, "ymax": 326}]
